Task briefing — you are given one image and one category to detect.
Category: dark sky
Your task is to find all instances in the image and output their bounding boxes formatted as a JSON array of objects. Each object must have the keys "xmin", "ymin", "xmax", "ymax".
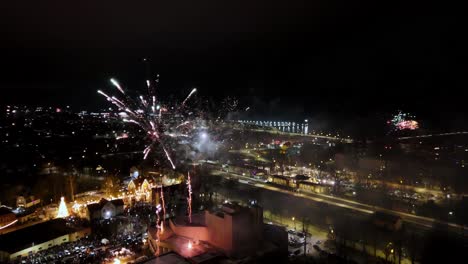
[{"xmin": 0, "ymin": 1, "xmax": 466, "ymax": 118}]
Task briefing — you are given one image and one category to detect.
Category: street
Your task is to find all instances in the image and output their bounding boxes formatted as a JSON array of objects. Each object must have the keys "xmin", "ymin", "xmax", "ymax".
[{"xmin": 210, "ymin": 169, "xmax": 467, "ymax": 233}]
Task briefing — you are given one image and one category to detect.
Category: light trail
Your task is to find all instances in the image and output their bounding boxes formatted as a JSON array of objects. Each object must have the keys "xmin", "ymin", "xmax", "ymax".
[
  {"xmin": 0, "ymin": 219, "xmax": 18, "ymax": 230},
  {"xmin": 213, "ymin": 169, "xmax": 468, "ymax": 233}
]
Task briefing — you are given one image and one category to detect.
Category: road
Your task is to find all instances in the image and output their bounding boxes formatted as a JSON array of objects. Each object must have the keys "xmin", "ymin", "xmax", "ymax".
[
  {"xmin": 365, "ymin": 178, "xmax": 459, "ymax": 198},
  {"xmin": 229, "ymin": 125, "xmax": 353, "ymax": 143},
  {"xmin": 398, "ymin": 131, "xmax": 468, "ymax": 140},
  {"xmin": 0, "ymin": 218, "xmax": 47, "ymax": 235},
  {"xmin": 213, "ymin": 180, "xmax": 415, "ymax": 263},
  {"xmin": 211, "ymin": 169, "xmax": 467, "ymax": 234}
]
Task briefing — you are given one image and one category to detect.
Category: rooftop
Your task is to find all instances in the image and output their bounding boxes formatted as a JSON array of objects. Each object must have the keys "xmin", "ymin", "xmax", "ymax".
[
  {"xmin": 86, "ymin": 198, "xmax": 124, "ymax": 212},
  {"xmin": 162, "ymin": 235, "xmax": 208, "ymax": 258},
  {"xmin": 0, "ymin": 206, "xmax": 13, "ymax": 216},
  {"xmin": 140, "ymin": 252, "xmax": 190, "ymax": 264},
  {"xmin": 0, "ymin": 218, "xmax": 76, "ymax": 253}
]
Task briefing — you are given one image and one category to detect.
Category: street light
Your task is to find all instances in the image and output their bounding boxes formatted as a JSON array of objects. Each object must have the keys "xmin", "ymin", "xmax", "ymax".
[{"xmin": 292, "ymin": 217, "xmax": 296, "ymax": 230}]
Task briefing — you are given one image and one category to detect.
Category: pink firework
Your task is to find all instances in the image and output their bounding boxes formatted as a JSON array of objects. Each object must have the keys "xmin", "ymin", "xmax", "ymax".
[
  {"xmin": 187, "ymin": 172, "xmax": 192, "ymax": 223},
  {"xmin": 155, "ymin": 203, "xmax": 162, "ymax": 255},
  {"xmin": 160, "ymin": 186, "xmax": 166, "ymax": 223},
  {"xmin": 97, "ymin": 77, "xmax": 198, "ymax": 169},
  {"xmin": 396, "ymin": 120, "xmax": 419, "ymax": 130},
  {"xmin": 390, "ymin": 111, "xmax": 419, "ymax": 131}
]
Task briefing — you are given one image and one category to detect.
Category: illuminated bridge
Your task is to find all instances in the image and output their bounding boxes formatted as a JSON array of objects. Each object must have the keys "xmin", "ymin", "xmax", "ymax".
[
  {"xmin": 238, "ymin": 119, "xmax": 310, "ymax": 134},
  {"xmin": 236, "ymin": 120, "xmax": 353, "ymax": 143}
]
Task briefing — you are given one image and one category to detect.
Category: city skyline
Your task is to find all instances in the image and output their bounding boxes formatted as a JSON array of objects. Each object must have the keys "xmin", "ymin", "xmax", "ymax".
[{"xmin": 1, "ymin": 1, "xmax": 467, "ymax": 264}]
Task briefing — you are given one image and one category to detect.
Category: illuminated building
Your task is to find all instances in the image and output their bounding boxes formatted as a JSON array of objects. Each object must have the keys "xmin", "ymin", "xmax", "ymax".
[
  {"xmin": 149, "ymin": 202, "xmax": 287, "ymax": 260},
  {"xmin": 0, "ymin": 219, "xmax": 91, "ymax": 262},
  {"xmin": 126, "ymin": 172, "xmax": 183, "ymax": 205},
  {"xmin": 128, "ymin": 177, "xmax": 153, "ymax": 202},
  {"xmin": 86, "ymin": 198, "xmax": 124, "ymax": 220}
]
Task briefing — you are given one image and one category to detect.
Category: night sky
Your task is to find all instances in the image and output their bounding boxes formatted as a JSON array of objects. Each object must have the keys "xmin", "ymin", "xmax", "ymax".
[{"xmin": 0, "ymin": 1, "xmax": 466, "ymax": 120}]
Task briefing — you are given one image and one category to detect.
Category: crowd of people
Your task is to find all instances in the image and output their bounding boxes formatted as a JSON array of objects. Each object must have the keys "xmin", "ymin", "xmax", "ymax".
[{"xmin": 10, "ymin": 203, "xmax": 153, "ymax": 264}]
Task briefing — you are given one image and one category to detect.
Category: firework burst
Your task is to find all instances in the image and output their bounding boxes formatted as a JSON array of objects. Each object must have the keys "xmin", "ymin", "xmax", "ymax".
[
  {"xmin": 388, "ymin": 111, "xmax": 419, "ymax": 131},
  {"xmin": 98, "ymin": 76, "xmax": 198, "ymax": 169}
]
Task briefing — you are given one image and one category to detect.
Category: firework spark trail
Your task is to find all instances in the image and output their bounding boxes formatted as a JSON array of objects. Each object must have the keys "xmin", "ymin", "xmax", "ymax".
[
  {"xmin": 161, "ymin": 144, "xmax": 176, "ymax": 169},
  {"xmin": 97, "ymin": 90, "xmax": 111, "ymax": 99},
  {"xmin": 116, "ymin": 133, "xmax": 129, "ymax": 140},
  {"xmin": 155, "ymin": 204, "xmax": 162, "ymax": 255},
  {"xmin": 101, "ymin": 87, "xmax": 131, "ymax": 111},
  {"xmin": 98, "ymin": 77, "xmax": 200, "ymax": 169},
  {"xmin": 125, "ymin": 107, "xmax": 138, "ymax": 116},
  {"xmin": 111, "ymin": 96, "xmax": 125, "ymax": 107},
  {"xmin": 123, "ymin": 119, "xmax": 141, "ymax": 126},
  {"xmin": 187, "ymin": 172, "xmax": 192, "ymax": 223},
  {"xmin": 160, "ymin": 186, "xmax": 166, "ymax": 233},
  {"xmin": 110, "ymin": 78, "xmax": 125, "ymax": 94},
  {"xmin": 176, "ymin": 121, "xmax": 190, "ymax": 128},
  {"xmin": 181, "ymin": 88, "xmax": 197, "ymax": 106},
  {"xmin": 140, "ymin": 95, "xmax": 148, "ymax": 107},
  {"xmin": 143, "ymin": 145, "xmax": 153, "ymax": 160},
  {"xmin": 150, "ymin": 121, "xmax": 156, "ymax": 131}
]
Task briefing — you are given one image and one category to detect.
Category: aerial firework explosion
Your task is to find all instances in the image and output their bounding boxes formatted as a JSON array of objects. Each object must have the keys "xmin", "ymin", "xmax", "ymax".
[
  {"xmin": 97, "ymin": 76, "xmax": 199, "ymax": 169},
  {"xmin": 389, "ymin": 111, "xmax": 419, "ymax": 131}
]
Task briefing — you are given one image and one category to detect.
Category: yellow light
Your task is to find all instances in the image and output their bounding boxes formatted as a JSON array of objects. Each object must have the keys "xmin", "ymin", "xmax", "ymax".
[
  {"xmin": 72, "ymin": 201, "xmax": 81, "ymax": 213},
  {"xmin": 390, "ymin": 249, "xmax": 394, "ymax": 254},
  {"xmin": 292, "ymin": 217, "xmax": 295, "ymax": 221},
  {"xmin": 56, "ymin": 197, "xmax": 69, "ymax": 218}
]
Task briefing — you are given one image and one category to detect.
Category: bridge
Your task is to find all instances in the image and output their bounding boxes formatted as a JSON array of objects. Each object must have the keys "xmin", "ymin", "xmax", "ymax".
[{"xmin": 234, "ymin": 120, "xmax": 353, "ymax": 143}]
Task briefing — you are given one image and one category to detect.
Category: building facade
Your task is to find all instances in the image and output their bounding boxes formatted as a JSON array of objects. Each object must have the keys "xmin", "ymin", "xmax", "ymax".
[{"xmin": 0, "ymin": 219, "xmax": 91, "ymax": 262}]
